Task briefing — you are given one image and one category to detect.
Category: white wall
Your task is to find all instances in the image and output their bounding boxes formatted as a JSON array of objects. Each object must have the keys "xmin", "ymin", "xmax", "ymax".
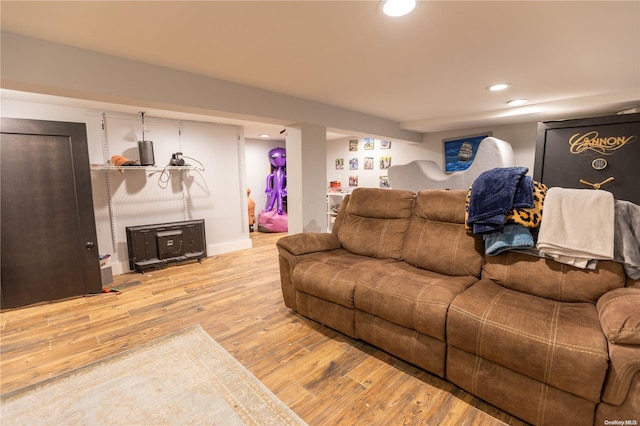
[
  {"xmin": 2, "ymin": 98, "xmax": 251, "ymax": 275},
  {"xmin": 326, "ymin": 122, "xmax": 538, "ymax": 192}
]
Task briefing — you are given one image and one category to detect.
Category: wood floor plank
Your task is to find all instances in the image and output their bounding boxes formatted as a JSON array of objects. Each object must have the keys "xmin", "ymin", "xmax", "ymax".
[
  {"xmin": 0, "ymin": 231, "xmax": 528, "ymax": 425},
  {"xmin": 293, "ymin": 374, "xmax": 368, "ymax": 423},
  {"xmin": 276, "ymin": 381, "xmax": 315, "ymax": 408}
]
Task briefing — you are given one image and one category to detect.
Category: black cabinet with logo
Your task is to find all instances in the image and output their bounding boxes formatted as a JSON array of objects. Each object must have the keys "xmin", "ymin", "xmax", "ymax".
[{"xmin": 534, "ymin": 113, "xmax": 640, "ymax": 205}]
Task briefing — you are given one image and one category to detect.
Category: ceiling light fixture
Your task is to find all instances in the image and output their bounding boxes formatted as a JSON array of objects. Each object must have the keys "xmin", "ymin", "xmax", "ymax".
[
  {"xmin": 507, "ymin": 99, "xmax": 528, "ymax": 107},
  {"xmin": 381, "ymin": 0, "xmax": 416, "ymax": 17},
  {"xmin": 487, "ymin": 83, "xmax": 511, "ymax": 92},
  {"xmin": 259, "ymin": 133, "xmax": 270, "ymax": 138}
]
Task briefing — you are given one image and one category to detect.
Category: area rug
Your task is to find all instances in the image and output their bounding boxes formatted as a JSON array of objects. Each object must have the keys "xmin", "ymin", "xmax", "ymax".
[{"xmin": 1, "ymin": 324, "xmax": 306, "ymax": 425}]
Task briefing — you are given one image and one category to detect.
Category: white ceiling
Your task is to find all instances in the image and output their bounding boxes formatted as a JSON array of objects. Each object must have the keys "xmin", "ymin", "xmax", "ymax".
[{"xmin": 1, "ymin": 1, "xmax": 639, "ymax": 140}]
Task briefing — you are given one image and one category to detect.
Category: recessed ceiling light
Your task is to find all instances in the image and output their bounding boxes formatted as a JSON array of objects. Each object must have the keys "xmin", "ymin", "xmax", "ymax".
[
  {"xmin": 507, "ymin": 99, "xmax": 528, "ymax": 106},
  {"xmin": 259, "ymin": 133, "xmax": 270, "ymax": 138},
  {"xmin": 381, "ymin": 0, "xmax": 416, "ymax": 17},
  {"xmin": 487, "ymin": 83, "xmax": 511, "ymax": 92}
]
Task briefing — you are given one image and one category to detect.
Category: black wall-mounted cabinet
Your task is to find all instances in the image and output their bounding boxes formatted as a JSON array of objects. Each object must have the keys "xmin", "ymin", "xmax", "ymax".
[
  {"xmin": 534, "ymin": 113, "xmax": 640, "ymax": 205},
  {"xmin": 1, "ymin": 118, "xmax": 102, "ymax": 309}
]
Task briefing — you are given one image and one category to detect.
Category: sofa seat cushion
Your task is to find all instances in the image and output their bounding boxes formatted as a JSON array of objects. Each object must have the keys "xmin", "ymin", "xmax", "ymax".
[
  {"xmin": 292, "ymin": 249, "xmax": 396, "ymax": 309},
  {"xmin": 448, "ymin": 279, "xmax": 609, "ymax": 402},
  {"xmin": 354, "ymin": 262, "xmax": 478, "ymax": 341}
]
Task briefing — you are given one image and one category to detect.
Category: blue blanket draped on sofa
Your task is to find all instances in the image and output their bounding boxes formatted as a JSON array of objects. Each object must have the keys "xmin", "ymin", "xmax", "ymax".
[{"xmin": 467, "ymin": 167, "xmax": 533, "ymax": 235}]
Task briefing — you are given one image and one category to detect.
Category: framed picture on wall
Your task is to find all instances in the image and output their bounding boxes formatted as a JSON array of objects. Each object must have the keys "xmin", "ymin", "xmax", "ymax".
[
  {"xmin": 364, "ymin": 138, "xmax": 375, "ymax": 150},
  {"xmin": 349, "ymin": 139, "xmax": 359, "ymax": 151},
  {"xmin": 364, "ymin": 157, "xmax": 374, "ymax": 170},
  {"xmin": 380, "ymin": 156, "xmax": 391, "ymax": 169},
  {"xmin": 443, "ymin": 133, "xmax": 490, "ymax": 173},
  {"xmin": 335, "ymin": 158, "xmax": 344, "ymax": 170},
  {"xmin": 380, "ymin": 140, "xmax": 392, "ymax": 149},
  {"xmin": 380, "ymin": 176, "xmax": 390, "ymax": 188},
  {"xmin": 349, "ymin": 176, "xmax": 359, "ymax": 187},
  {"xmin": 349, "ymin": 158, "xmax": 358, "ymax": 170}
]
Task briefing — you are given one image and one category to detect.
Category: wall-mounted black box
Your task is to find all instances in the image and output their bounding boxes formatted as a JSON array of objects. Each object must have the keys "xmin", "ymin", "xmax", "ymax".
[{"xmin": 534, "ymin": 113, "xmax": 640, "ymax": 205}]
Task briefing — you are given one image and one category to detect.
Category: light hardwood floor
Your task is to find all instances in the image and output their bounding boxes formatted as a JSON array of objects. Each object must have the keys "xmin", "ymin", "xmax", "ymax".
[{"xmin": 1, "ymin": 231, "xmax": 528, "ymax": 425}]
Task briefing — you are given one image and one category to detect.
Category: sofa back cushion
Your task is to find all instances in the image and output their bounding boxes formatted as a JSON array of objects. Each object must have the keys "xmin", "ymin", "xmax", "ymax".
[
  {"xmin": 402, "ymin": 190, "xmax": 484, "ymax": 277},
  {"xmin": 337, "ymin": 188, "xmax": 415, "ymax": 260},
  {"xmin": 482, "ymin": 252, "xmax": 626, "ymax": 302}
]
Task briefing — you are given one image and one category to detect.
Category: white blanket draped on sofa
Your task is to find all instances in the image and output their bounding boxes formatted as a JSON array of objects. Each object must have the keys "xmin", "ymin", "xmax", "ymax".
[{"xmin": 536, "ymin": 187, "xmax": 615, "ymax": 269}]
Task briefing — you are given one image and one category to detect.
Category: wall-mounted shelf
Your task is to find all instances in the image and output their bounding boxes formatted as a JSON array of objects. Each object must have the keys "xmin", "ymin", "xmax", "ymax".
[{"xmin": 91, "ymin": 164, "xmax": 195, "ymax": 250}]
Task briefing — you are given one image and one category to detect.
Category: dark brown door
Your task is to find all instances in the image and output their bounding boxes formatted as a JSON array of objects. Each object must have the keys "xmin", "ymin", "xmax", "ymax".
[{"xmin": 1, "ymin": 118, "xmax": 101, "ymax": 309}]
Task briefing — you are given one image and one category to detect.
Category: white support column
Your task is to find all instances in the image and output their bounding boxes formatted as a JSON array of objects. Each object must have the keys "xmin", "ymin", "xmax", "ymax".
[{"xmin": 285, "ymin": 123, "xmax": 327, "ymax": 234}]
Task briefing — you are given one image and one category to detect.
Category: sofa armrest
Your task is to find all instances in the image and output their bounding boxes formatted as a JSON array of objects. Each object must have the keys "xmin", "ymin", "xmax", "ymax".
[
  {"xmin": 597, "ymin": 287, "xmax": 640, "ymax": 406},
  {"xmin": 276, "ymin": 232, "xmax": 341, "ymax": 256},
  {"xmin": 599, "ymin": 343, "xmax": 640, "ymax": 406},
  {"xmin": 276, "ymin": 232, "xmax": 342, "ymax": 310},
  {"xmin": 598, "ymin": 287, "xmax": 640, "ymax": 345}
]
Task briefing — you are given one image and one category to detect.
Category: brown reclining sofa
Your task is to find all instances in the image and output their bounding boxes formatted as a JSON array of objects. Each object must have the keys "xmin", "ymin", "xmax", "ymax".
[{"xmin": 276, "ymin": 187, "xmax": 639, "ymax": 425}]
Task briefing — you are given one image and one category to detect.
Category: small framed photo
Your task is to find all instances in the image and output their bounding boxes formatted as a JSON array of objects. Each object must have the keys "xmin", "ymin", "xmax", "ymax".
[
  {"xmin": 364, "ymin": 157, "xmax": 374, "ymax": 170},
  {"xmin": 364, "ymin": 138, "xmax": 375, "ymax": 150},
  {"xmin": 335, "ymin": 158, "xmax": 344, "ymax": 170},
  {"xmin": 443, "ymin": 133, "xmax": 490, "ymax": 173},
  {"xmin": 379, "ymin": 176, "xmax": 390, "ymax": 188},
  {"xmin": 380, "ymin": 156, "xmax": 391, "ymax": 169},
  {"xmin": 349, "ymin": 158, "xmax": 358, "ymax": 170},
  {"xmin": 349, "ymin": 175, "xmax": 359, "ymax": 187},
  {"xmin": 380, "ymin": 140, "xmax": 392, "ymax": 149},
  {"xmin": 349, "ymin": 139, "xmax": 359, "ymax": 151}
]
